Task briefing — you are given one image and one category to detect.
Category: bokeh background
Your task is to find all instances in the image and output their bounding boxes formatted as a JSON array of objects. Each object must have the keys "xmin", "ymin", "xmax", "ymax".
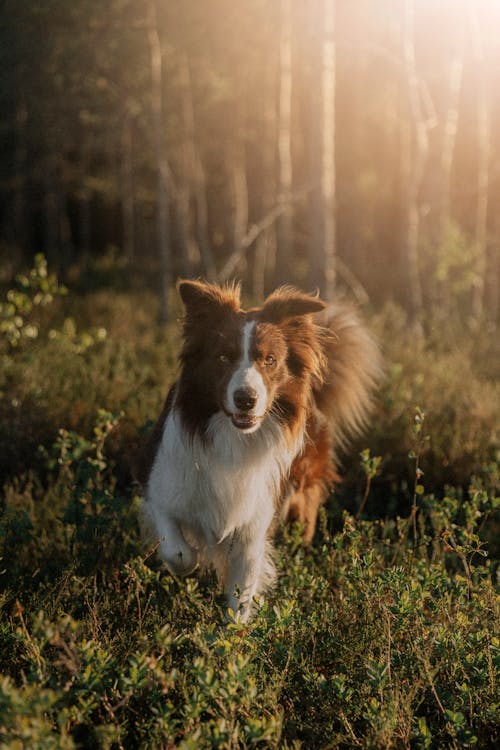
[{"xmin": 1, "ymin": 0, "xmax": 499, "ymax": 325}]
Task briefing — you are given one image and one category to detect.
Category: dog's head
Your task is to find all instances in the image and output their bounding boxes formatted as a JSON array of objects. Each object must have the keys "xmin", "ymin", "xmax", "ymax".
[{"xmin": 177, "ymin": 280, "xmax": 327, "ymax": 435}]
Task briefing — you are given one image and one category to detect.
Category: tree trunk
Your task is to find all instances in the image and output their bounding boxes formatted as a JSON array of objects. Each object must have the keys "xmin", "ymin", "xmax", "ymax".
[
  {"xmin": 176, "ymin": 58, "xmax": 196, "ymax": 276},
  {"xmin": 78, "ymin": 185, "xmax": 91, "ymax": 268},
  {"xmin": 12, "ymin": 93, "xmax": 28, "ymax": 255},
  {"xmin": 230, "ymin": 130, "xmax": 249, "ymax": 276},
  {"xmin": 402, "ymin": 0, "xmax": 426, "ymax": 327},
  {"xmin": 120, "ymin": 116, "xmax": 135, "ymax": 262},
  {"xmin": 308, "ymin": 0, "xmax": 336, "ymax": 299},
  {"xmin": 58, "ymin": 174, "xmax": 74, "ymax": 273},
  {"xmin": 319, "ymin": 0, "xmax": 336, "ymax": 299},
  {"xmin": 275, "ymin": 0, "xmax": 293, "ymax": 286},
  {"xmin": 148, "ymin": 0, "xmax": 171, "ymax": 323},
  {"xmin": 175, "ymin": 174, "xmax": 195, "ymax": 277},
  {"xmin": 43, "ymin": 155, "xmax": 60, "ymax": 270},
  {"xmin": 486, "ymin": 222, "xmax": 499, "ymax": 325},
  {"xmin": 193, "ymin": 162, "xmax": 216, "ymax": 281},
  {"xmin": 436, "ymin": 24, "xmax": 464, "ymax": 246},
  {"xmin": 178, "ymin": 53, "xmax": 216, "ymax": 280},
  {"xmin": 470, "ymin": 8, "xmax": 490, "ymax": 323},
  {"xmin": 252, "ymin": 136, "xmax": 278, "ymax": 298},
  {"xmin": 78, "ymin": 133, "xmax": 92, "ymax": 267},
  {"xmin": 227, "ymin": 87, "xmax": 249, "ymax": 278}
]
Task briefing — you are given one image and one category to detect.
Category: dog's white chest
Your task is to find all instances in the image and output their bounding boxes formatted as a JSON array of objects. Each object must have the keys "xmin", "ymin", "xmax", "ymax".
[{"xmin": 146, "ymin": 409, "xmax": 291, "ymax": 547}]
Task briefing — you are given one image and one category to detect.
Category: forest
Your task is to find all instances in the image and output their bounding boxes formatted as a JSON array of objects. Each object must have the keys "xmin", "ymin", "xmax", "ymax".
[
  {"xmin": 0, "ymin": 1, "xmax": 499, "ymax": 748},
  {"xmin": 1, "ymin": 0, "xmax": 500, "ymax": 323}
]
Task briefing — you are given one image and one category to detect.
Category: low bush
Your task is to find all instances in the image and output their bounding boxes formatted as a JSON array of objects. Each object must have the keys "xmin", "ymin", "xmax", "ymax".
[
  {"xmin": 0, "ymin": 258, "xmax": 499, "ymax": 748},
  {"xmin": 1, "ymin": 411, "xmax": 498, "ymax": 748}
]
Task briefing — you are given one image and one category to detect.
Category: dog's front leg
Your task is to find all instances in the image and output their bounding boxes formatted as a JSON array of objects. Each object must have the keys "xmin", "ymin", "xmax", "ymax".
[
  {"xmin": 142, "ymin": 501, "xmax": 198, "ymax": 576},
  {"xmin": 225, "ymin": 534, "xmax": 273, "ymax": 622}
]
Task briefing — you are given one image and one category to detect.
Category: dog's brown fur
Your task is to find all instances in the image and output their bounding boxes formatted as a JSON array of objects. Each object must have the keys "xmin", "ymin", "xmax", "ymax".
[{"xmin": 142, "ymin": 281, "xmax": 382, "ymax": 544}]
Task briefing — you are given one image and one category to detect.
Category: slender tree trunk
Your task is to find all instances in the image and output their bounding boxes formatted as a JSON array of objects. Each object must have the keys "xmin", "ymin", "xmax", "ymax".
[
  {"xmin": 308, "ymin": 0, "xmax": 336, "ymax": 298},
  {"xmin": 175, "ymin": 173, "xmax": 194, "ymax": 276},
  {"xmin": 402, "ymin": 0, "xmax": 426, "ymax": 327},
  {"xmin": 43, "ymin": 149, "xmax": 73, "ymax": 274},
  {"xmin": 252, "ymin": 37, "xmax": 278, "ymax": 297},
  {"xmin": 178, "ymin": 53, "xmax": 216, "ymax": 280},
  {"xmin": 43, "ymin": 155, "xmax": 60, "ymax": 269},
  {"xmin": 148, "ymin": 1, "xmax": 171, "ymax": 323},
  {"xmin": 176, "ymin": 59, "xmax": 196, "ymax": 276},
  {"xmin": 58, "ymin": 174, "xmax": 74, "ymax": 273},
  {"xmin": 193, "ymin": 162, "xmax": 216, "ymax": 280},
  {"xmin": 231, "ymin": 128, "xmax": 249, "ymax": 275},
  {"xmin": 436, "ymin": 24, "xmax": 464, "ymax": 245},
  {"xmin": 275, "ymin": 0, "xmax": 293, "ymax": 285},
  {"xmin": 78, "ymin": 134, "xmax": 92, "ymax": 267},
  {"xmin": 253, "ymin": 232, "xmax": 267, "ymax": 300},
  {"xmin": 470, "ymin": 8, "xmax": 490, "ymax": 323},
  {"xmin": 121, "ymin": 116, "xmax": 135, "ymax": 262},
  {"xmin": 12, "ymin": 93, "xmax": 28, "ymax": 254},
  {"xmin": 486, "ymin": 224, "xmax": 499, "ymax": 325},
  {"xmin": 320, "ymin": 0, "xmax": 336, "ymax": 299},
  {"xmin": 78, "ymin": 186, "xmax": 91, "ymax": 267},
  {"xmin": 308, "ymin": 5, "xmax": 322, "ymax": 292},
  {"xmin": 251, "ymin": 154, "xmax": 278, "ymax": 297},
  {"xmin": 350, "ymin": 6, "xmax": 366, "ymax": 272},
  {"xmin": 253, "ymin": 230, "xmax": 277, "ymax": 300}
]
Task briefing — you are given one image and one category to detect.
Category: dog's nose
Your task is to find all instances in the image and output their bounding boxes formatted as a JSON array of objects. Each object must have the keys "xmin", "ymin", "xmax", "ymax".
[{"xmin": 233, "ymin": 387, "xmax": 257, "ymax": 412}]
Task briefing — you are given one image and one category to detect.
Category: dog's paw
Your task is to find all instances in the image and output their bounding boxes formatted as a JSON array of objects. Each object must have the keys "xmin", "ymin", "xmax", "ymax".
[{"xmin": 161, "ymin": 544, "xmax": 198, "ymax": 576}]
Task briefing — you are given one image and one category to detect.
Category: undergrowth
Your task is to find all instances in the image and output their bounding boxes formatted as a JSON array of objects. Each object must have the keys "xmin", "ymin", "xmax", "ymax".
[{"xmin": 0, "ymin": 258, "xmax": 499, "ymax": 748}]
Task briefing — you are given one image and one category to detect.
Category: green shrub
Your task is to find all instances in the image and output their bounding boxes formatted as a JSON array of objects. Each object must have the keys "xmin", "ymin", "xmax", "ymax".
[
  {"xmin": 1, "ymin": 410, "xmax": 499, "ymax": 748},
  {"xmin": 0, "ymin": 258, "xmax": 499, "ymax": 748}
]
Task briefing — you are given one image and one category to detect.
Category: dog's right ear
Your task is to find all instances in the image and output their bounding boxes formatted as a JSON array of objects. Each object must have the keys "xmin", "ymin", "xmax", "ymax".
[{"xmin": 178, "ymin": 279, "xmax": 241, "ymax": 318}]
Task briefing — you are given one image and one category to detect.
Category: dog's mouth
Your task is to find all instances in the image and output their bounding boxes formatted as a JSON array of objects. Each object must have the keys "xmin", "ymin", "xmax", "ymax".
[{"xmin": 231, "ymin": 413, "xmax": 260, "ymax": 431}]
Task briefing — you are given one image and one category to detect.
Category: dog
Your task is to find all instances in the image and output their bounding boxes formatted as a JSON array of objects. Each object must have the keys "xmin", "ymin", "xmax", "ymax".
[{"xmin": 140, "ymin": 280, "xmax": 382, "ymax": 620}]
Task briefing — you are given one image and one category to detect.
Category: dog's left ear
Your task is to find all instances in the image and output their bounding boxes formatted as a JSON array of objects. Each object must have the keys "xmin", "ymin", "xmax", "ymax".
[
  {"xmin": 178, "ymin": 279, "xmax": 241, "ymax": 317},
  {"xmin": 262, "ymin": 286, "xmax": 326, "ymax": 323}
]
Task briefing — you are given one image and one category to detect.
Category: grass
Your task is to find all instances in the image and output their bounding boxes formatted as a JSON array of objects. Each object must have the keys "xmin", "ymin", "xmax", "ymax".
[{"xmin": 0, "ymin": 258, "xmax": 499, "ymax": 748}]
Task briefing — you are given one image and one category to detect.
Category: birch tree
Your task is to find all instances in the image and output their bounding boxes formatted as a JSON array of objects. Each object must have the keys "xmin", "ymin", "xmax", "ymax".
[
  {"xmin": 120, "ymin": 114, "xmax": 135, "ymax": 262},
  {"xmin": 178, "ymin": 54, "xmax": 216, "ymax": 281},
  {"xmin": 275, "ymin": 0, "xmax": 293, "ymax": 285},
  {"xmin": 309, "ymin": 0, "xmax": 336, "ymax": 299},
  {"xmin": 319, "ymin": 0, "xmax": 336, "ymax": 299},
  {"xmin": 436, "ymin": 20, "xmax": 464, "ymax": 246},
  {"xmin": 147, "ymin": 0, "xmax": 171, "ymax": 323},
  {"xmin": 470, "ymin": 7, "xmax": 490, "ymax": 322},
  {"xmin": 401, "ymin": 0, "xmax": 427, "ymax": 326}
]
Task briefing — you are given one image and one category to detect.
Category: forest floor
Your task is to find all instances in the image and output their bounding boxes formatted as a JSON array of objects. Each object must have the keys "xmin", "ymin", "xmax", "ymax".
[{"xmin": 0, "ymin": 257, "xmax": 499, "ymax": 749}]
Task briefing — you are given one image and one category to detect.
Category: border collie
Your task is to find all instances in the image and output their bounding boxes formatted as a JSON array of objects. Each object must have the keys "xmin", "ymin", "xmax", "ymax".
[{"xmin": 140, "ymin": 280, "xmax": 382, "ymax": 620}]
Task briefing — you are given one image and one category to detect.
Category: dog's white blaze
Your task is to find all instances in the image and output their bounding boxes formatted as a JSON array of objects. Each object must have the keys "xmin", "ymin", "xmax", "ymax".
[{"xmin": 226, "ymin": 320, "xmax": 267, "ymax": 416}]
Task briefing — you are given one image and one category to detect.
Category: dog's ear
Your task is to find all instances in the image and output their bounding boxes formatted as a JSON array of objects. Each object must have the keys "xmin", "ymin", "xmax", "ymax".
[
  {"xmin": 178, "ymin": 279, "xmax": 241, "ymax": 317},
  {"xmin": 262, "ymin": 286, "xmax": 326, "ymax": 323}
]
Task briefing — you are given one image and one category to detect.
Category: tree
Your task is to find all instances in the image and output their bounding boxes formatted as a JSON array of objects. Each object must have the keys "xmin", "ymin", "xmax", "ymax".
[
  {"xmin": 308, "ymin": 0, "xmax": 336, "ymax": 299},
  {"xmin": 319, "ymin": 0, "xmax": 336, "ymax": 299},
  {"xmin": 147, "ymin": 0, "xmax": 171, "ymax": 322},
  {"xmin": 469, "ymin": 6, "xmax": 490, "ymax": 323},
  {"xmin": 401, "ymin": 0, "xmax": 427, "ymax": 327},
  {"xmin": 435, "ymin": 15, "xmax": 465, "ymax": 247},
  {"xmin": 275, "ymin": 0, "xmax": 293, "ymax": 286}
]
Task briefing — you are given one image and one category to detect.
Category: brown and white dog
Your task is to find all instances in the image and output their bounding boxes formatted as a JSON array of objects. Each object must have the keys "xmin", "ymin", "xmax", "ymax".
[{"xmin": 141, "ymin": 280, "xmax": 381, "ymax": 620}]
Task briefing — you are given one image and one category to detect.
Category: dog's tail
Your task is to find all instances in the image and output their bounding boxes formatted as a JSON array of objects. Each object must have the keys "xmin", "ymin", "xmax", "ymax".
[{"xmin": 315, "ymin": 303, "xmax": 383, "ymax": 452}]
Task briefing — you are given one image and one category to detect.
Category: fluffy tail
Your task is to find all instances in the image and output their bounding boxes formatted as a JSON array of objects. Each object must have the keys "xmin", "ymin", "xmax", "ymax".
[{"xmin": 315, "ymin": 303, "xmax": 383, "ymax": 452}]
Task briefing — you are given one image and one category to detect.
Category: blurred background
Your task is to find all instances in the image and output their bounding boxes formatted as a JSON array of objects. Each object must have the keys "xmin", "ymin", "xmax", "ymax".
[{"xmin": 1, "ymin": 0, "xmax": 499, "ymax": 325}]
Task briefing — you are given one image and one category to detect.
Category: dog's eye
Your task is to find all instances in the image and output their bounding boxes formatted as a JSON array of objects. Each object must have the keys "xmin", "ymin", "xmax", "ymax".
[
  {"xmin": 264, "ymin": 354, "xmax": 276, "ymax": 367},
  {"xmin": 219, "ymin": 354, "xmax": 229, "ymax": 364}
]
